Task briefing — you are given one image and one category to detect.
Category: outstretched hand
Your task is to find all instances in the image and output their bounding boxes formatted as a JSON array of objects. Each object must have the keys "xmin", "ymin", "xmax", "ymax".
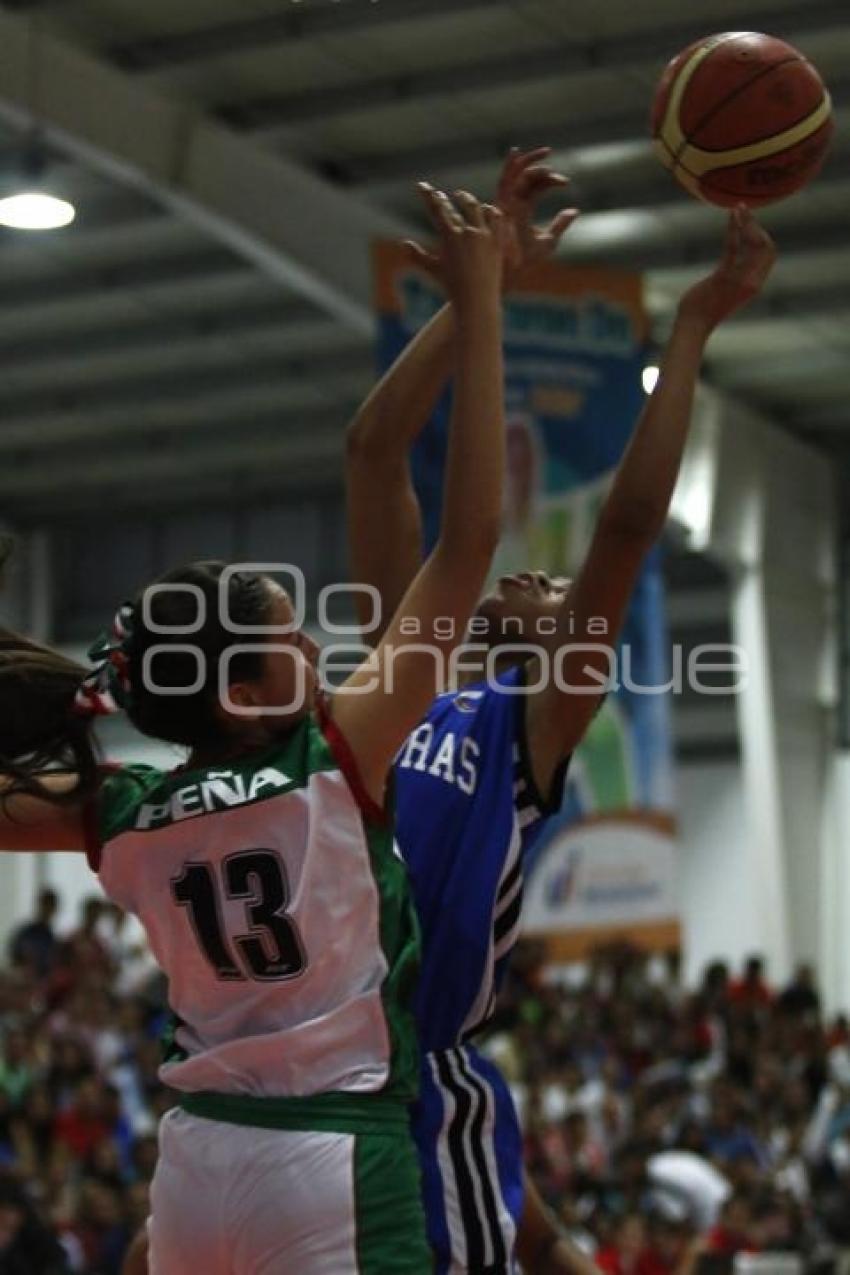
[
  {"xmin": 677, "ymin": 205, "xmax": 776, "ymax": 333},
  {"xmin": 496, "ymin": 145, "xmax": 580, "ymax": 282},
  {"xmin": 404, "ymin": 183, "xmax": 518, "ymax": 305}
]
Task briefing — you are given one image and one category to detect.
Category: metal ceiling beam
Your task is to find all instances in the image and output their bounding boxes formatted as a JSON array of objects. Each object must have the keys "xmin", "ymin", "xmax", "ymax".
[
  {"xmin": 7, "ymin": 469, "xmax": 345, "ymax": 527},
  {"xmin": 0, "ymin": 264, "xmax": 275, "ymax": 342},
  {"xmin": 0, "ymin": 373, "xmax": 368, "ymax": 452},
  {"xmin": 646, "ymin": 283, "xmax": 850, "ymax": 335},
  {"xmin": 110, "ymin": 0, "xmax": 499, "ymax": 72},
  {"xmin": 0, "ymin": 426, "xmax": 349, "ymax": 499},
  {"xmin": 219, "ymin": 2, "xmax": 850, "ymax": 132},
  {"xmin": 342, "ymin": 74, "xmax": 850, "ymax": 185},
  {"xmin": 0, "ymin": 8, "xmax": 412, "ymax": 334},
  {"xmin": 716, "ymin": 349, "xmax": 850, "ymax": 394},
  {"xmin": 0, "ymin": 1, "xmax": 69, "ymax": 9},
  {"xmin": 0, "ymin": 297, "xmax": 318, "ymax": 361},
  {"xmin": 0, "ymin": 344, "xmax": 371, "ymax": 417},
  {"xmin": 0, "ymin": 316, "xmax": 366, "ymax": 399},
  {"xmin": 220, "ymin": 46, "xmax": 610, "ymax": 132},
  {"xmin": 585, "ymin": 219, "xmax": 850, "ymax": 274},
  {"xmin": 338, "ymin": 112, "xmax": 645, "ymax": 186},
  {"xmin": 0, "ymin": 249, "xmax": 242, "ymax": 310},
  {"xmin": 0, "ymin": 213, "xmax": 202, "ymax": 289}
]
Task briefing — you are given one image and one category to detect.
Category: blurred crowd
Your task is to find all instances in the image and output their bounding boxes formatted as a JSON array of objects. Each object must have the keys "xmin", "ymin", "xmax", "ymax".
[
  {"xmin": 0, "ymin": 888, "xmax": 166, "ymax": 1274},
  {"xmin": 3, "ymin": 889, "xmax": 850, "ymax": 1273},
  {"xmin": 484, "ymin": 941, "xmax": 850, "ymax": 1274}
]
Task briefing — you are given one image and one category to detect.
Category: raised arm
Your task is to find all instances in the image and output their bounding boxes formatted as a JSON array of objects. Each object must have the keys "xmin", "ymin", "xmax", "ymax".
[
  {"xmin": 526, "ymin": 208, "xmax": 777, "ymax": 794},
  {"xmin": 345, "ymin": 294, "xmax": 454, "ymax": 637},
  {"xmin": 345, "ymin": 148, "xmax": 578, "ymax": 642},
  {"xmin": 331, "ymin": 190, "xmax": 508, "ymax": 804}
]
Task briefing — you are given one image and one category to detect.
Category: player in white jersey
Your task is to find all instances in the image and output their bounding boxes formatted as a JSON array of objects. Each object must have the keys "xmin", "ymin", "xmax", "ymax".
[
  {"xmin": 0, "ymin": 187, "xmax": 513, "ymax": 1275},
  {"xmin": 347, "ymin": 149, "xmax": 777, "ymax": 1273}
]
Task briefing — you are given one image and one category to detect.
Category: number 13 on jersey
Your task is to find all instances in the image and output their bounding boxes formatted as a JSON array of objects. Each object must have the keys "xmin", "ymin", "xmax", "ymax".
[{"xmin": 171, "ymin": 849, "xmax": 307, "ymax": 982}]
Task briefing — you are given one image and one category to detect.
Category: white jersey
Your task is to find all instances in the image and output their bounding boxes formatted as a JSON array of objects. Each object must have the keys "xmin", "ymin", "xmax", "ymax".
[{"xmin": 86, "ymin": 709, "xmax": 419, "ymax": 1103}]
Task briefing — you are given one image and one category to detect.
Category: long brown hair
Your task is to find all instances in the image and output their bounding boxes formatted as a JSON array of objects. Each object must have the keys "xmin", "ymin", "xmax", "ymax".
[{"xmin": 0, "ymin": 629, "xmax": 100, "ymax": 806}]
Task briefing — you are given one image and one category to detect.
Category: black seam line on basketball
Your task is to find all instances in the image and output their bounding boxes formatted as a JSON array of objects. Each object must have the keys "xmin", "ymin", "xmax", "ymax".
[
  {"xmin": 436, "ymin": 1050, "xmax": 487, "ymax": 1269},
  {"xmin": 688, "ymin": 92, "xmax": 829, "ymax": 154},
  {"xmin": 663, "ymin": 31, "xmax": 762, "ymax": 162},
  {"xmin": 673, "ymin": 50, "xmax": 805, "ymax": 168},
  {"xmin": 455, "ymin": 1048, "xmax": 508, "ymax": 1267}
]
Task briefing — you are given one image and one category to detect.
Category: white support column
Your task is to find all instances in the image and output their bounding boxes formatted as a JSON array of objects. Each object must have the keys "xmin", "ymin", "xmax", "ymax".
[
  {"xmin": 820, "ymin": 752, "xmax": 850, "ymax": 1013},
  {"xmin": 730, "ymin": 553, "xmax": 792, "ymax": 982},
  {"xmin": 673, "ymin": 388, "xmax": 835, "ymax": 988}
]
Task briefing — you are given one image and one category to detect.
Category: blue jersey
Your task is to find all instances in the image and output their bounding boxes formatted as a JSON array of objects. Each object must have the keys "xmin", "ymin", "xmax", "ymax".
[
  {"xmin": 395, "ymin": 664, "xmax": 563, "ymax": 1049},
  {"xmin": 394, "ymin": 664, "xmax": 568, "ymax": 1272}
]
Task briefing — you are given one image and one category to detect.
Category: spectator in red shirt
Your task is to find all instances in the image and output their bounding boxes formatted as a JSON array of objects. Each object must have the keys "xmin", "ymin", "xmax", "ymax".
[
  {"xmin": 640, "ymin": 1215, "xmax": 696, "ymax": 1275},
  {"xmin": 705, "ymin": 1193, "xmax": 758, "ymax": 1257},
  {"xmin": 728, "ymin": 958, "xmax": 772, "ymax": 1010},
  {"xmin": 596, "ymin": 1214, "xmax": 650, "ymax": 1275},
  {"xmin": 53, "ymin": 1078, "xmax": 110, "ymax": 1167}
]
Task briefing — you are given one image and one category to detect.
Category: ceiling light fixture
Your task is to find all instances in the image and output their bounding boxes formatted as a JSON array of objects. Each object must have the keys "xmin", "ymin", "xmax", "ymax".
[{"xmin": 0, "ymin": 189, "xmax": 75, "ymax": 230}]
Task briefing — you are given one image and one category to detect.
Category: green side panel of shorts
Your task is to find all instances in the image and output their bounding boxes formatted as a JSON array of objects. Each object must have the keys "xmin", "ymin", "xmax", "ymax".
[{"xmin": 354, "ymin": 1130, "xmax": 432, "ymax": 1274}]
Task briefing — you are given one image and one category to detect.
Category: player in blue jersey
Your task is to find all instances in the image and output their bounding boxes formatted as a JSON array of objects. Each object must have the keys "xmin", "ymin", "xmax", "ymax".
[{"xmin": 346, "ymin": 148, "xmax": 777, "ymax": 1273}]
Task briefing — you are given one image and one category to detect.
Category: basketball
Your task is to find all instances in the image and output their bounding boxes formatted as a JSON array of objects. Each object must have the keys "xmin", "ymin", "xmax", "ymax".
[{"xmin": 652, "ymin": 31, "xmax": 833, "ymax": 208}]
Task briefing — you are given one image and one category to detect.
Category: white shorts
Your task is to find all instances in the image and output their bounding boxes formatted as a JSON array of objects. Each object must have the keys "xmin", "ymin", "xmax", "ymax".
[{"xmin": 149, "ymin": 1107, "xmax": 430, "ymax": 1275}]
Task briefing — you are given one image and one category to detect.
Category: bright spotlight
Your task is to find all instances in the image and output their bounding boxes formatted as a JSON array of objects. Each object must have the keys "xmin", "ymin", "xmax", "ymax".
[
  {"xmin": 0, "ymin": 191, "xmax": 76, "ymax": 230},
  {"xmin": 642, "ymin": 365, "xmax": 660, "ymax": 394}
]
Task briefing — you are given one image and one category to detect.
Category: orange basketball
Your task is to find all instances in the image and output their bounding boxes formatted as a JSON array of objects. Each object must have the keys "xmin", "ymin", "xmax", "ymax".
[{"xmin": 651, "ymin": 31, "xmax": 833, "ymax": 208}]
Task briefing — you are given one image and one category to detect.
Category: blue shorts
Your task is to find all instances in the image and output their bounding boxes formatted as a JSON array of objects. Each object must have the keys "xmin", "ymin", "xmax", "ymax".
[{"xmin": 410, "ymin": 1044, "xmax": 523, "ymax": 1274}]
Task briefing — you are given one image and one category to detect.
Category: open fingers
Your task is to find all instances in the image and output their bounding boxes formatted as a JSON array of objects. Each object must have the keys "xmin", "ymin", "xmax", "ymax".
[
  {"xmin": 498, "ymin": 145, "xmax": 553, "ymax": 194},
  {"xmin": 509, "ymin": 145, "xmax": 552, "ymax": 171},
  {"xmin": 416, "ymin": 182, "xmax": 464, "ymax": 236},
  {"xmin": 516, "ymin": 163, "xmax": 570, "ymax": 191}
]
